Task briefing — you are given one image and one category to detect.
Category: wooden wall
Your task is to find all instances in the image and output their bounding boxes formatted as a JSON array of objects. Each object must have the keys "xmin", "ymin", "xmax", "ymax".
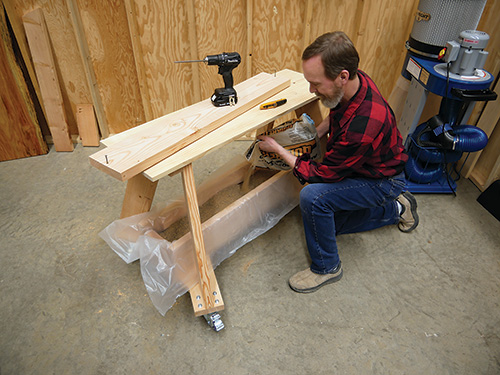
[
  {"xmin": 4, "ymin": 0, "xmax": 422, "ymax": 135},
  {"xmin": 2, "ymin": 0, "xmax": 500, "ymax": 187}
]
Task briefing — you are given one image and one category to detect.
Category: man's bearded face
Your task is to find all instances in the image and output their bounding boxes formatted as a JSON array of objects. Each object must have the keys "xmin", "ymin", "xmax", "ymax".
[{"xmin": 316, "ymin": 84, "xmax": 344, "ymax": 108}]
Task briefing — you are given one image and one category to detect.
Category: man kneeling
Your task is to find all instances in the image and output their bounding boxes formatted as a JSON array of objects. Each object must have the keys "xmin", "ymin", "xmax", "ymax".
[{"xmin": 257, "ymin": 31, "xmax": 418, "ymax": 293}]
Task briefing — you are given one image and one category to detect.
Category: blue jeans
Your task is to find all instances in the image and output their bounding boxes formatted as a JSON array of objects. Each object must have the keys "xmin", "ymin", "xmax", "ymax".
[{"xmin": 299, "ymin": 173, "xmax": 406, "ymax": 274}]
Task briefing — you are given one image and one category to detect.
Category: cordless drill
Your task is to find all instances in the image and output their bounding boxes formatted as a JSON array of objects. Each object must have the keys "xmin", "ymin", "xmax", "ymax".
[{"xmin": 175, "ymin": 52, "xmax": 241, "ymax": 107}]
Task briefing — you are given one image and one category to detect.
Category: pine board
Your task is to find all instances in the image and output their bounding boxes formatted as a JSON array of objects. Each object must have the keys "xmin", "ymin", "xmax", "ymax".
[
  {"xmin": 90, "ymin": 72, "xmax": 290, "ymax": 181},
  {"xmin": 181, "ymin": 164, "xmax": 223, "ymax": 316},
  {"xmin": 23, "ymin": 8, "xmax": 73, "ymax": 152},
  {"xmin": 76, "ymin": 104, "xmax": 100, "ymax": 146},
  {"xmin": 9, "ymin": 0, "xmax": 91, "ymax": 137},
  {"xmin": 143, "ymin": 69, "xmax": 317, "ymax": 181}
]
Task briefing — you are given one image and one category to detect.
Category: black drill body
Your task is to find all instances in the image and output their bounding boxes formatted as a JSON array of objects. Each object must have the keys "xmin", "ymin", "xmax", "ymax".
[{"xmin": 204, "ymin": 52, "xmax": 241, "ymax": 107}]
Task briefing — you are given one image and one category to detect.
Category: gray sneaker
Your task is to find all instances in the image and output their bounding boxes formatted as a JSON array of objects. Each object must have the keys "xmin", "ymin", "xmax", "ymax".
[
  {"xmin": 288, "ymin": 262, "xmax": 343, "ymax": 293},
  {"xmin": 397, "ymin": 191, "xmax": 419, "ymax": 232}
]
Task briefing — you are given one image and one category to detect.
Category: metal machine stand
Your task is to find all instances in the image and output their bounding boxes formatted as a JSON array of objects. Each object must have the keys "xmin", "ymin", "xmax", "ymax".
[{"xmin": 399, "ymin": 54, "xmax": 495, "ymax": 193}]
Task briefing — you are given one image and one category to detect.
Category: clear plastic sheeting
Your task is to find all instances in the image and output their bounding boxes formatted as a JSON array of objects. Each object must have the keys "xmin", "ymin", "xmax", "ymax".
[
  {"xmin": 99, "ymin": 210, "xmax": 159, "ymax": 264},
  {"xmin": 99, "ymin": 170, "xmax": 302, "ymax": 315},
  {"xmin": 138, "ymin": 232, "xmax": 198, "ymax": 315}
]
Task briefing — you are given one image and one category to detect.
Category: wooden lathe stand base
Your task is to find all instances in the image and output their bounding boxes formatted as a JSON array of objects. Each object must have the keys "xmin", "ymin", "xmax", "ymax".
[{"xmin": 93, "ymin": 69, "xmax": 324, "ymax": 329}]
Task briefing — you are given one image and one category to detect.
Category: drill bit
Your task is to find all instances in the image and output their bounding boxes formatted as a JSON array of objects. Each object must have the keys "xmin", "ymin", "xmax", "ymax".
[{"xmin": 175, "ymin": 58, "xmax": 206, "ymax": 63}]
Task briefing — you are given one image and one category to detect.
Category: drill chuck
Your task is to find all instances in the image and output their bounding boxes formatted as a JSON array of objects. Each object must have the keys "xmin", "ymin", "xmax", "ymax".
[{"xmin": 204, "ymin": 52, "xmax": 241, "ymax": 66}]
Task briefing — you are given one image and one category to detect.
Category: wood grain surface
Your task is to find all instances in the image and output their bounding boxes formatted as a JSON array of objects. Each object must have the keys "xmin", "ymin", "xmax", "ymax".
[
  {"xmin": 0, "ymin": 6, "xmax": 47, "ymax": 161},
  {"xmin": 89, "ymin": 72, "xmax": 290, "ymax": 181},
  {"xmin": 143, "ymin": 69, "xmax": 316, "ymax": 181},
  {"xmin": 23, "ymin": 8, "xmax": 73, "ymax": 152},
  {"xmin": 76, "ymin": 0, "xmax": 144, "ymax": 134},
  {"xmin": 181, "ymin": 163, "xmax": 223, "ymax": 316},
  {"xmin": 75, "ymin": 104, "xmax": 99, "ymax": 146}
]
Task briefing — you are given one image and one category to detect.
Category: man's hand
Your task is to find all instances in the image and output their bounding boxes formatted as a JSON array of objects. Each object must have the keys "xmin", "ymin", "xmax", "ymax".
[
  {"xmin": 257, "ymin": 135, "xmax": 297, "ymax": 168},
  {"xmin": 256, "ymin": 135, "xmax": 280, "ymax": 153}
]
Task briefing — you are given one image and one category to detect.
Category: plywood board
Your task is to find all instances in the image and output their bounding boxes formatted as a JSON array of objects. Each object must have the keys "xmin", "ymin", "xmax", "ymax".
[
  {"xmin": 132, "ymin": 0, "xmax": 194, "ymax": 118},
  {"xmin": 23, "ymin": 8, "xmax": 73, "ymax": 152},
  {"xmin": 89, "ymin": 72, "xmax": 290, "ymax": 181},
  {"xmin": 66, "ymin": 0, "xmax": 108, "ymax": 138},
  {"xmin": 123, "ymin": 0, "xmax": 153, "ymax": 122},
  {"xmin": 469, "ymin": 116, "xmax": 500, "ymax": 190},
  {"xmin": 194, "ymin": 0, "xmax": 247, "ymax": 97},
  {"xmin": 305, "ymin": 0, "xmax": 361, "ymax": 48},
  {"xmin": 354, "ymin": 0, "xmax": 419, "ymax": 97},
  {"xmin": 460, "ymin": 79, "xmax": 500, "ymax": 179}
]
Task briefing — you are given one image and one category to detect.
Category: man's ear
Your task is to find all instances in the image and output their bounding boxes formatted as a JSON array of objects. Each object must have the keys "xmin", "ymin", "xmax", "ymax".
[{"xmin": 339, "ymin": 70, "xmax": 350, "ymax": 83}]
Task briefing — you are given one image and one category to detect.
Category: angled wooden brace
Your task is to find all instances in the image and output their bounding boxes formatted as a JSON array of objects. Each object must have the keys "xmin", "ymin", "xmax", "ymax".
[{"xmin": 181, "ymin": 163, "xmax": 224, "ymax": 316}]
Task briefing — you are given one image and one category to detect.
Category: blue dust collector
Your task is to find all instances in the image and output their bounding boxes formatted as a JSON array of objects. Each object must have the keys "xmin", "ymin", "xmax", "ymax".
[{"xmin": 399, "ymin": 0, "xmax": 497, "ymax": 193}]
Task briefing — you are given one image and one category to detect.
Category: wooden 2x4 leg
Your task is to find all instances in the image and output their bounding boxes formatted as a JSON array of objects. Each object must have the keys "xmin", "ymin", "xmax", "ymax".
[{"xmin": 181, "ymin": 163, "xmax": 225, "ymax": 316}]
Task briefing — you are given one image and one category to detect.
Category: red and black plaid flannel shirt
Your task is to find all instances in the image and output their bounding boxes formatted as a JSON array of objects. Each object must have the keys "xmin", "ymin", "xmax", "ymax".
[{"xmin": 293, "ymin": 70, "xmax": 407, "ymax": 184}]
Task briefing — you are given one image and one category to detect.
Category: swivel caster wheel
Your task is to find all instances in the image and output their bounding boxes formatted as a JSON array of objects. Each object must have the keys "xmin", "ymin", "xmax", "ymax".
[{"xmin": 203, "ymin": 312, "xmax": 224, "ymax": 332}]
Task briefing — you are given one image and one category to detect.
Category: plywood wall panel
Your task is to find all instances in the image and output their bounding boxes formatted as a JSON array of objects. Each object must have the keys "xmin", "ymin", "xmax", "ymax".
[
  {"xmin": 251, "ymin": 0, "xmax": 306, "ymax": 76},
  {"xmin": 133, "ymin": 0, "xmax": 193, "ymax": 118},
  {"xmin": 306, "ymin": 0, "xmax": 362, "ymax": 48},
  {"xmin": 194, "ymin": 0, "xmax": 247, "ymax": 100},
  {"xmin": 77, "ymin": 0, "xmax": 144, "ymax": 134},
  {"xmin": 355, "ymin": 0, "xmax": 419, "ymax": 98},
  {"xmin": 477, "ymin": 0, "xmax": 500, "ymax": 78}
]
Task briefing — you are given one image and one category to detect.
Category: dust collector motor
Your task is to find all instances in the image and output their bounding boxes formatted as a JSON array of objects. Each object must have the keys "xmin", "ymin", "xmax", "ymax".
[{"xmin": 448, "ymin": 30, "xmax": 489, "ymax": 76}]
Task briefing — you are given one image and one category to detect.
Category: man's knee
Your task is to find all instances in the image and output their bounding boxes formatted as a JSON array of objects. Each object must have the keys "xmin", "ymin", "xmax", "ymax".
[
  {"xmin": 299, "ymin": 184, "xmax": 315, "ymax": 208},
  {"xmin": 300, "ymin": 184, "xmax": 330, "ymax": 209},
  {"xmin": 299, "ymin": 182, "xmax": 348, "ymax": 212}
]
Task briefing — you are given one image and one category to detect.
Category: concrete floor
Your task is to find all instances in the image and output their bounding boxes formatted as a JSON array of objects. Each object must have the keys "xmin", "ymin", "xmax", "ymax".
[{"xmin": 1, "ymin": 141, "xmax": 499, "ymax": 375}]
